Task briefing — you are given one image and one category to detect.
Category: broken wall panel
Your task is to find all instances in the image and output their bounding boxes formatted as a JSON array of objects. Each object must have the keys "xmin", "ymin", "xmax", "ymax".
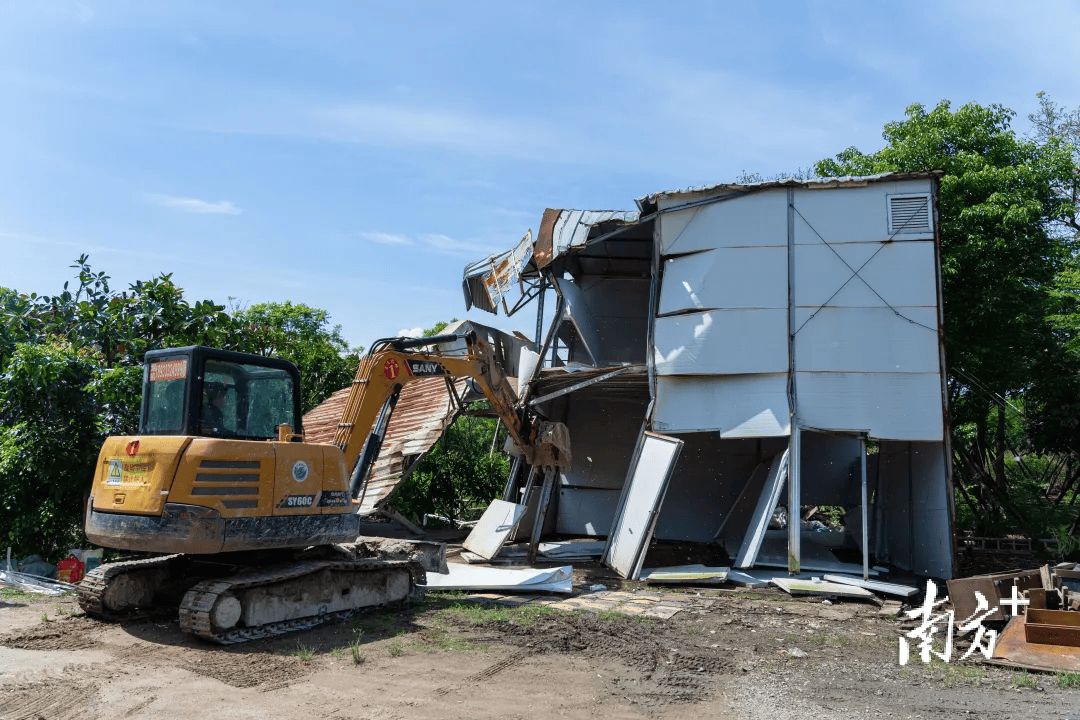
[
  {"xmin": 653, "ymin": 373, "xmax": 790, "ymax": 436},
  {"xmin": 603, "ymin": 431, "xmax": 684, "ymax": 579},
  {"xmin": 658, "ymin": 246, "xmax": 787, "ymax": 315},
  {"xmin": 658, "ymin": 188, "xmax": 787, "ymax": 255},
  {"xmin": 653, "ymin": 310, "xmax": 788, "ymax": 376}
]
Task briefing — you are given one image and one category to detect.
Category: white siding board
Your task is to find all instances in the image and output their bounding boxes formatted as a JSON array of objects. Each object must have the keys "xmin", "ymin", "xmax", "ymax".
[
  {"xmin": 792, "ymin": 182, "xmax": 934, "ymax": 245},
  {"xmin": 654, "ymin": 309, "xmax": 788, "ymax": 375},
  {"xmin": 910, "ymin": 442, "xmax": 953, "ymax": 578},
  {"xmin": 659, "ymin": 247, "xmax": 787, "ymax": 315},
  {"xmin": 659, "ymin": 189, "xmax": 787, "ymax": 255},
  {"xmin": 793, "ymin": 307, "xmax": 941, "ymax": 373},
  {"xmin": 653, "ymin": 374, "xmax": 791, "ymax": 436},
  {"xmin": 795, "ymin": 241, "xmax": 938, "ymax": 309},
  {"xmin": 796, "ymin": 371, "xmax": 944, "ymax": 441}
]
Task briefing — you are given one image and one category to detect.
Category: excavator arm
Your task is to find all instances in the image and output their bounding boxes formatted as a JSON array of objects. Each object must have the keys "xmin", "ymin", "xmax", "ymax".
[{"xmin": 331, "ymin": 332, "xmax": 569, "ymax": 501}]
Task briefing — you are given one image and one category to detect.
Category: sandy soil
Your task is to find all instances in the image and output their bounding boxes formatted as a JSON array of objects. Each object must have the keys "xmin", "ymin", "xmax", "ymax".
[{"xmin": 1, "ymin": 576, "xmax": 1078, "ymax": 720}]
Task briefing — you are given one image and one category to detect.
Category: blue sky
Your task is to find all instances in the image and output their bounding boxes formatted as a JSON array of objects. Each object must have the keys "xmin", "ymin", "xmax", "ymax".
[{"xmin": 2, "ymin": 1, "xmax": 1079, "ymax": 348}]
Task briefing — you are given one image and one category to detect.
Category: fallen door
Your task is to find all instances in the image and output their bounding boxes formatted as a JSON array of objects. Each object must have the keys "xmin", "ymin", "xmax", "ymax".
[{"xmin": 603, "ymin": 431, "xmax": 684, "ymax": 579}]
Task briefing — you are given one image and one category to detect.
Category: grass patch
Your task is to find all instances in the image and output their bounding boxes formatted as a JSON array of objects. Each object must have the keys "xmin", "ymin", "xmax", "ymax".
[
  {"xmin": 437, "ymin": 601, "xmax": 559, "ymax": 628},
  {"xmin": 1056, "ymin": 671, "xmax": 1080, "ymax": 689},
  {"xmin": 357, "ymin": 613, "xmax": 397, "ymax": 636},
  {"xmin": 387, "ymin": 639, "xmax": 405, "ymax": 657},
  {"xmin": 0, "ymin": 588, "xmax": 36, "ymax": 601},
  {"xmin": 807, "ymin": 632, "xmax": 849, "ymax": 647},
  {"xmin": 1012, "ymin": 670, "xmax": 1040, "ymax": 688},
  {"xmin": 287, "ymin": 643, "xmax": 318, "ymax": 661},
  {"xmin": 943, "ymin": 663, "xmax": 984, "ymax": 688},
  {"xmin": 351, "ymin": 643, "xmax": 366, "ymax": 665}
]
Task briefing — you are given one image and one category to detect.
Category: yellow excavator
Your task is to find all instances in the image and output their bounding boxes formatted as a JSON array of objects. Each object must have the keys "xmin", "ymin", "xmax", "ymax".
[{"xmin": 78, "ymin": 331, "xmax": 569, "ymax": 643}]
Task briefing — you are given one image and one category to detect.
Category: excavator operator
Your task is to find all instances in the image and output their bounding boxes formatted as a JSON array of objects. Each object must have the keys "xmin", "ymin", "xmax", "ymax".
[{"xmin": 200, "ymin": 380, "xmax": 230, "ymax": 434}]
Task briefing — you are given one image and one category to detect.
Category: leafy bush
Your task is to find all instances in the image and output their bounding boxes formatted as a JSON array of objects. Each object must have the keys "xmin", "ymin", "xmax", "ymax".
[
  {"xmin": 0, "ymin": 342, "xmax": 100, "ymax": 561},
  {"xmin": 390, "ymin": 406, "xmax": 509, "ymax": 527}
]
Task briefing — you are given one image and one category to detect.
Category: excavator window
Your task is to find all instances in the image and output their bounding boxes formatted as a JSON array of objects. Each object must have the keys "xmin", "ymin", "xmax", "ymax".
[
  {"xmin": 199, "ymin": 359, "xmax": 295, "ymax": 440},
  {"xmin": 139, "ymin": 346, "xmax": 303, "ymax": 438}
]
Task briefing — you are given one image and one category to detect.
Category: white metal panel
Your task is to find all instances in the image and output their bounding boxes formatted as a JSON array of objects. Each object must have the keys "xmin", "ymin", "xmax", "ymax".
[
  {"xmin": 659, "ymin": 247, "xmax": 787, "ymax": 314},
  {"xmin": 796, "ymin": 371, "xmax": 945, "ymax": 441},
  {"xmin": 792, "ymin": 181, "xmax": 934, "ymax": 244},
  {"xmin": 735, "ymin": 450, "xmax": 788, "ymax": 568},
  {"xmin": 793, "ymin": 307, "xmax": 941, "ymax": 373},
  {"xmin": 555, "ymin": 276, "xmax": 602, "ymax": 365},
  {"xmin": 653, "ymin": 373, "xmax": 790, "ymax": 436},
  {"xmin": 659, "ymin": 189, "xmax": 787, "ymax": 255},
  {"xmin": 910, "ymin": 441, "xmax": 953, "ymax": 578},
  {"xmin": 462, "ymin": 500, "xmax": 527, "ymax": 560},
  {"xmin": 654, "ymin": 310, "xmax": 788, "ymax": 376},
  {"xmin": 794, "ymin": 241, "xmax": 938, "ymax": 309},
  {"xmin": 603, "ymin": 432, "xmax": 684, "ymax": 579}
]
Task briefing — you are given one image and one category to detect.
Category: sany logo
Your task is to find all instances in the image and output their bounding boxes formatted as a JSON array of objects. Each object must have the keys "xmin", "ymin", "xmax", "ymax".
[
  {"xmin": 383, "ymin": 358, "xmax": 401, "ymax": 380},
  {"xmin": 125, "ymin": 440, "xmax": 141, "ymax": 457}
]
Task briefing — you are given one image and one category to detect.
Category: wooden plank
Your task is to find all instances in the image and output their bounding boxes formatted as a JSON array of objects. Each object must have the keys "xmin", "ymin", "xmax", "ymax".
[
  {"xmin": 1028, "ymin": 609, "xmax": 1080, "ymax": 627},
  {"xmin": 1025, "ymin": 623, "xmax": 1080, "ymax": 647}
]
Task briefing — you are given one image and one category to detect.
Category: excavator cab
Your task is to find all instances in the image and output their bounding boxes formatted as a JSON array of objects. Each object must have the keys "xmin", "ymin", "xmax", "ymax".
[{"xmin": 140, "ymin": 347, "xmax": 303, "ymax": 441}]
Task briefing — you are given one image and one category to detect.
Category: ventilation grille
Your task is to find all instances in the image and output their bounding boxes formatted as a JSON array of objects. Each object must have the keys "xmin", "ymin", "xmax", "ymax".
[{"xmin": 888, "ymin": 195, "xmax": 931, "ymax": 235}]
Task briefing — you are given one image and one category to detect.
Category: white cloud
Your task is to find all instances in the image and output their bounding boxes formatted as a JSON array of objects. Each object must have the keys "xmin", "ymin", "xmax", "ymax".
[
  {"xmin": 419, "ymin": 233, "xmax": 490, "ymax": 258},
  {"xmin": 396, "ymin": 326, "xmax": 424, "ymax": 338},
  {"xmin": 146, "ymin": 194, "xmax": 242, "ymax": 215},
  {"xmin": 307, "ymin": 102, "xmax": 569, "ymax": 160},
  {"xmin": 360, "ymin": 231, "xmax": 413, "ymax": 246}
]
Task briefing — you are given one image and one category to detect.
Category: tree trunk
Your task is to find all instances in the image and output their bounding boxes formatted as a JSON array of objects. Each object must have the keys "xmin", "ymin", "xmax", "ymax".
[{"xmin": 994, "ymin": 403, "xmax": 1007, "ymax": 490}]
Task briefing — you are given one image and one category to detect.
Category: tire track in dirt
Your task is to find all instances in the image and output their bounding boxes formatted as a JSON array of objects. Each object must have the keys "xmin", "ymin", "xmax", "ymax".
[
  {"xmin": 0, "ymin": 616, "xmax": 101, "ymax": 651},
  {"xmin": 0, "ymin": 678, "xmax": 97, "ymax": 720}
]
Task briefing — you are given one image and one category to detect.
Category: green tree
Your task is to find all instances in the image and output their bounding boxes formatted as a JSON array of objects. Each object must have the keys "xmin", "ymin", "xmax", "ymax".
[
  {"xmin": 231, "ymin": 301, "xmax": 361, "ymax": 413},
  {"xmin": 0, "ymin": 342, "xmax": 100, "ymax": 561},
  {"xmin": 390, "ymin": 408, "xmax": 509, "ymax": 527}
]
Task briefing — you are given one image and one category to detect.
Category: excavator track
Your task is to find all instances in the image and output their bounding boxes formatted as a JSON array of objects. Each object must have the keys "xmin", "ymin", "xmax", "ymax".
[
  {"xmin": 178, "ymin": 558, "xmax": 424, "ymax": 644},
  {"xmin": 77, "ymin": 555, "xmax": 179, "ymax": 619}
]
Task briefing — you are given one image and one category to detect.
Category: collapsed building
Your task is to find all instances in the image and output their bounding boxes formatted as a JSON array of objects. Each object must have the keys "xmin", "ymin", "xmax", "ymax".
[
  {"xmin": 304, "ymin": 171, "xmax": 956, "ymax": 581},
  {"xmin": 460, "ymin": 172, "xmax": 955, "ymax": 580}
]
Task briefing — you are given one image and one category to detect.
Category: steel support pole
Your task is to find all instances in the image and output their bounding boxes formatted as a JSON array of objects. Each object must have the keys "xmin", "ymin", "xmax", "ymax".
[
  {"xmin": 527, "ymin": 468, "xmax": 556, "ymax": 563},
  {"xmin": 861, "ymin": 437, "xmax": 869, "ymax": 581}
]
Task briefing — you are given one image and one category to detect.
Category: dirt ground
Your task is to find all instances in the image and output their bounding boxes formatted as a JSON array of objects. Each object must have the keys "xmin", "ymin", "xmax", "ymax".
[{"xmin": 2, "ymin": 568, "xmax": 1079, "ymax": 720}]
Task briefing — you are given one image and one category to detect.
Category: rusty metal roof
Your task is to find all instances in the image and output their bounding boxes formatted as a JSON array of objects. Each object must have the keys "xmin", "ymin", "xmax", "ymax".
[{"xmin": 301, "ymin": 377, "xmax": 465, "ymax": 516}]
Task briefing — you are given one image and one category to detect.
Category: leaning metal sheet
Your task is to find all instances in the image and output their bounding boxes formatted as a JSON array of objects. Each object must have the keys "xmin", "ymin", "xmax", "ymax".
[
  {"xmin": 462, "ymin": 500, "xmax": 527, "ymax": 560},
  {"xmin": 603, "ymin": 432, "xmax": 684, "ymax": 579}
]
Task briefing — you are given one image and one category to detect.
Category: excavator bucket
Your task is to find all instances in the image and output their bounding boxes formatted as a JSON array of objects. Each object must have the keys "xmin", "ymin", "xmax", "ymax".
[{"xmin": 527, "ymin": 421, "xmax": 572, "ymax": 469}]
